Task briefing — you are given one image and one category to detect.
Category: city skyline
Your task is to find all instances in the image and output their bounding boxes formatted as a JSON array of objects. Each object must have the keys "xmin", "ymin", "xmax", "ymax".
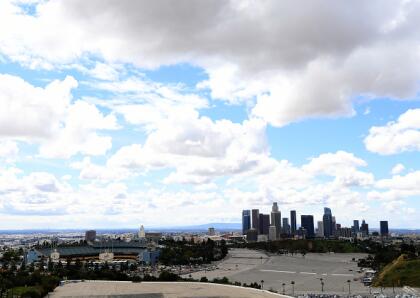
[
  {"xmin": 0, "ymin": 1, "xmax": 420, "ymax": 229},
  {"xmin": 242, "ymin": 203, "xmax": 392, "ymax": 240}
]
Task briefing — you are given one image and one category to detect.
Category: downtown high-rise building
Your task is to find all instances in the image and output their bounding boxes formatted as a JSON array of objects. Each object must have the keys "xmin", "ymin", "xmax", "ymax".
[
  {"xmin": 282, "ymin": 218, "xmax": 290, "ymax": 235},
  {"xmin": 259, "ymin": 213, "xmax": 270, "ymax": 235},
  {"xmin": 251, "ymin": 209, "xmax": 260, "ymax": 233},
  {"xmin": 301, "ymin": 215, "xmax": 315, "ymax": 238},
  {"xmin": 380, "ymin": 221, "xmax": 389, "ymax": 236},
  {"xmin": 317, "ymin": 221, "xmax": 324, "ymax": 237},
  {"xmin": 323, "ymin": 207, "xmax": 333, "ymax": 238},
  {"xmin": 271, "ymin": 202, "xmax": 281, "ymax": 238},
  {"xmin": 353, "ymin": 220, "xmax": 360, "ymax": 234},
  {"xmin": 242, "ymin": 210, "xmax": 251, "ymax": 235},
  {"xmin": 290, "ymin": 210, "xmax": 297, "ymax": 235},
  {"xmin": 360, "ymin": 219, "xmax": 369, "ymax": 236},
  {"xmin": 268, "ymin": 225, "xmax": 277, "ymax": 241}
]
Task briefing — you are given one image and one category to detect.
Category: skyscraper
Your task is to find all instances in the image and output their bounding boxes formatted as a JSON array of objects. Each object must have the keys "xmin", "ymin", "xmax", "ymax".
[
  {"xmin": 301, "ymin": 215, "xmax": 315, "ymax": 238},
  {"xmin": 380, "ymin": 221, "xmax": 389, "ymax": 236},
  {"xmin": 282, "ymin": 218, "xmax": 290, "ymax": 235},
  {"xmin": 271, "ymin": 202, "xmax": 281, "ymax": 238},
  {"xmin": 323, "ymin": 207, "xmax": 333, "ymax": 238},
  {"xmin": 85, "ymin": 230, "xmax": 96, "ymax": 242},
  {"xmin": 317, "ymin": 221, "xmax": 324, "ymax": 237},
  {"xmin": 290, "ymin": 210, "xmax": 297, "ymax": 235},
  {"xmin": 252, "ymin": 209, "xmax": 259, "ymax": 233},
  {"xmin": 269, "ymin": 225, "xmax": 277, "ymax": 241},
  {"xmin": 360, "ymin": 219, "xmax": 369, "ymax": 236},
  {"xmin": 259, "ymin": 213, "xmax": 270, "ymax": 235},
  {"xmin": 353, "ymin": 220, "xmax": 360, "ymax": 234},
  {"xmin": 242, "ymin": 210, "xmax": 251, "ymax": 235}
]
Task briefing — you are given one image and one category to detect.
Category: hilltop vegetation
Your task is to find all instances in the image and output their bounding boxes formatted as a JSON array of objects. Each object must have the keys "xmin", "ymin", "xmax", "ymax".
[{"xmin": 373, "ymin": 255, "xmax": 420, "ymax": 287}]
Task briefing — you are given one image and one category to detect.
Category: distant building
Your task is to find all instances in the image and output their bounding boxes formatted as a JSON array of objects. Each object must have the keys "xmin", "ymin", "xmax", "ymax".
[
  {"xmin": 242, "ymin": 210, "xmax": 251, "ymax": 235},
  {"xmin": 360, "ymin": 220, "xmax": 369, "ymax": 236},
  {"xmin": 282, "ymin": 218, "xmax": 290, "ymax": 235},
  {"xmin": 323, "ymin": 207, "xmax": 333, "ymax": 238},
  {"xmin": 301, "ymin": 215, "xmax": 315, "ymax": 238},
  {"xmin": 259, "ymin": 213, "xmax": 270, "ymax": 235},
  {"xmin": 268, "ymin": 225, "xmax": 277, "ymax": 241},
  {"xmin": 85, "ymin": 230, "xmax": 96, "ymax": 243},
  {"xmin": 380, "ymin": 221, "xmax": 389, "ymax": 237},
  {"xmin": 353, "ymin": 220, "xmax": 360, "ymax": 233},
  {"xmin": 316, "ymin": 221, "xmax": 324, "ymax": 237},
  {"xmin": 251, "ymin": 209, "xmax": 259, "ymax": 233},
  {"xmin": 271, "ymin": 203, "xmax": 281, "ymax": 238},
  {"xmin": 139, "ymin": 249, "xmax": 160, "ymax": 266},
  {"xmin": 208, "ymin": 227, "xmax": 215, "ymax": 236},
  {"xmin": 246, "ymin": 228, "xmax": 258, "ymax": 242},
  {"xmin": 290, "ymin": 210, "xmax": 297, "ymax": 235},
  {"xmin": 337, "ymin": 227, "xmax": 353, "ymax": 238},
  {"xmin": 139, "ymin": 225, "xmax": 146, "ymax": 238},
  {"xmin": 145, "ymin": 232, "xmax": 162, "ymax": 243}
]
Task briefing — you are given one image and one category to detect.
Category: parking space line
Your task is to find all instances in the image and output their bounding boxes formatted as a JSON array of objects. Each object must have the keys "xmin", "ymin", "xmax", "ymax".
[
  {"xmin": 260, "ymin": 269, "xmax": 296, "ymax": 274},
  {"xmin": 300, "ymin": 272, "xmax": 317, "ymax": 275}
]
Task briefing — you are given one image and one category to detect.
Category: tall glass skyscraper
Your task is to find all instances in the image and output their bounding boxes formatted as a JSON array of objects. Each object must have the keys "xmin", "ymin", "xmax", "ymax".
[
  {"xmin": 353, "ymin": 220, "xmax": 360, "ymax": 233},
  {"xmin": 301, "ymin": 215, "xmax": 315, "ymax": 238},
  {"xmin": 242, "ymin": 210, "xmax": 251, "ymax": 235},
  {"xmin": 290, "ymin": 210, "xmax": 297, "ymax": 235},
  {"xmin": 323, "ymin": 207, "xmax": 333, "ymax": 238},
  {"xmin": 251, "ymin": 209, "xmax": 259, "ymax": 233},
  {"xmin": 380, "ymin": 221, "xmax": 389, "ymax": 236},
  {"xmin": 271, "ymin": 202, "xmax": 281, "ymax": 238}
]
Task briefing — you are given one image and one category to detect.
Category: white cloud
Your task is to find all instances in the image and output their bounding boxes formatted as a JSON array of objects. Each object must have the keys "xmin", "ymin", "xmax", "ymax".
[
  {"xmin": 1, "ymin": 1, "xmax": 420, "ymax": 125},
  {"xmin": 38, "ymin": 100, "xmax": 118, "ymax": 158},
  {"xmin": 89, "ymin": 76, "xmax": 208, "ymax": 131},
  {"xmin": 0, "ymin": 140, "xmax": 19, "ymax": 159},
  {"xmin": 364, "ymin": 109, "xmax": 420, "ymax": 155},
  {"xmin": 376, "ymin": 171, "xmax": 420, "ymax": 192},
  {"xmin": 0, "ymin": 74, "xmax": 118, "ymax": 158},
  {"xmin": 107, "ymin": 116, "xmax": 268, "ymax": 184},
  {"xmin": 0, "ymin": 74, "xmax": 77, "ymax": 138},
  {"xmin": 391, "ymin": 163, "xmax": 405, "ymax": 175}
]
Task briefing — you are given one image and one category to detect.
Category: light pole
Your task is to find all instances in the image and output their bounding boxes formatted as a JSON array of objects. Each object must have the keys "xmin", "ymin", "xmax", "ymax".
[
  {"xmin": 347, "ymin": 280, "xmax": 351, "ymax": 295},
  {"xmin": 291, "ymin": 281, "xmax": 295, "ymax": 296},
  {"xmin": 282, "ymin": 283, "xmax": 286, "ymax": 295},
  {"xmin": 320, "ymin": 278, "xmax": 324, "ymax": 292}
]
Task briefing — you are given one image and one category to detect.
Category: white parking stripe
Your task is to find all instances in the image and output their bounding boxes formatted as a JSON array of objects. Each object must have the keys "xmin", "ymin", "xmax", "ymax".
[
  {"xmin": 260, "ymin": 269, "xmax": 296, "ymax": 274},
  {"xmin": 300, "ymin": 272, "xmax": 317, "ymax": 275}
]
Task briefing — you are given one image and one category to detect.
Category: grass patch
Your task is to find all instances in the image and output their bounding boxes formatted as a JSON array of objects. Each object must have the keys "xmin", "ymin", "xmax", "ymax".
[{"xmin": 373, "ymin": 255, "xmax": 420, "ymax": 287}]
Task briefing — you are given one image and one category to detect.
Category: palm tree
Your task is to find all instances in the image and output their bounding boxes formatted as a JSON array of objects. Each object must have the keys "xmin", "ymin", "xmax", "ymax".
[
  {"xmin": 261, "ymin": 280, "xmax": 264, "ymax": 290},
  {"xmin": 320, "ymin": 278, "xmax": 324, "ymax": 292},
  {"xmin": 282, "ymin": 283, "xmax": 286, "ymax": 294}
]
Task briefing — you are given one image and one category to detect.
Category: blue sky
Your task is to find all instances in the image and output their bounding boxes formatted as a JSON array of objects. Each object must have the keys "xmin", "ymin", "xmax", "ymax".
[{"xmin": 0, "ymin": 0, "xmax": 419, "ymax": 229}]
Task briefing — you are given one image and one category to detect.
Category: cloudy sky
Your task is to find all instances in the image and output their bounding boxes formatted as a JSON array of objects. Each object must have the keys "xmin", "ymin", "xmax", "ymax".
[{"xmin": 0, "ymin": 0, "xmax": 419, "ymax": 230}]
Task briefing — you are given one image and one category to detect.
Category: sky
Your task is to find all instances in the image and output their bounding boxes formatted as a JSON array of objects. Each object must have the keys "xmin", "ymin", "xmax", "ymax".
[{"xmin": 0, "ymin": 0, "xmax": 419, "ymax": 230}]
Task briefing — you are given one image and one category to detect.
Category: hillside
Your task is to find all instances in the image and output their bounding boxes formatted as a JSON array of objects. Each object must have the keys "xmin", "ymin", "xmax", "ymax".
[{"xmin": 373, "ymin": 255, "xmax": 420, "ymax": 287}]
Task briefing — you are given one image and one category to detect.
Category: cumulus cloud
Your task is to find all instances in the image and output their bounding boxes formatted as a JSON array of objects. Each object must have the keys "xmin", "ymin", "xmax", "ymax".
[
  {"xmin": 0, "ymin": 140, "xmax": 19, "ymax": 160},
  {"xmin": 391, "ymin": 163, "xmax": 405, "ymax": 175},
  {"xmin": 1, "ymin": 0, "xmax": 420, "ymax": 125},
  {"xmin": 0, "ymin": 74, "xmax": 77, "ymax": 138},
  {"xmin": 107, "ymin": 116, "xmax": 268, "ymax": 184},
  {"xmin": 0, "ymin": 74, "xmax": 118, "ymax": 158},
  {"xmin": 364, "ymin": 109, "xmax": 420, "ymax": 155}
]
